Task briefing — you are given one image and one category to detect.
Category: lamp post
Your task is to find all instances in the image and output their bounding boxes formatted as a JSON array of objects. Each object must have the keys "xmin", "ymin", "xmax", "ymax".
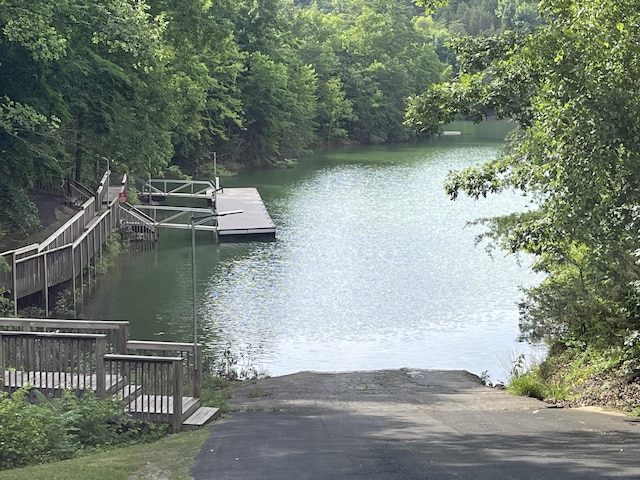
[{"xmin": 190, "ymin": 209, "xmax": 243, "ymax": 383}]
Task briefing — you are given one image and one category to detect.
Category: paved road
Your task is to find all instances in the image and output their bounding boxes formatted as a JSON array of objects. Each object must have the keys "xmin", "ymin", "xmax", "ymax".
[{"xmin": 192, "ymin": 369, "xmax": 640, "ymax": 479}]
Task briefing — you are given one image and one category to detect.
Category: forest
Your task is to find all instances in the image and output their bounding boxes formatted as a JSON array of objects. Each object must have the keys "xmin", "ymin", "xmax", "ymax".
[
  {"xmin": 409, "ymin": 0, "xmax": 640, "ymax": 403},
  {"xmin": 3, "ymin": 0, "xmax": 640, "ymax": 406},
  {"xmin": 0, "ymin": 0, "xmax": 534, "ymax": 234}
]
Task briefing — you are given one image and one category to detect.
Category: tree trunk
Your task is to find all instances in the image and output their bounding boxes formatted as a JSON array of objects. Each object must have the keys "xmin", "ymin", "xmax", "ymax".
[{"xmin": 74, "ymin": 112, "xmax": 84, "ymax": 182}]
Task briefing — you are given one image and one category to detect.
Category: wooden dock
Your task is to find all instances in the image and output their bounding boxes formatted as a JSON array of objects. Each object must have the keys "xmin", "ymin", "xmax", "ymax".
[
  {"xmin": 216, "ymin": 187, "xmax": 276, "ymax": 241},
  {"xmin": 0, "ymin": 323, "xmax": 220, "ymax": 432}
]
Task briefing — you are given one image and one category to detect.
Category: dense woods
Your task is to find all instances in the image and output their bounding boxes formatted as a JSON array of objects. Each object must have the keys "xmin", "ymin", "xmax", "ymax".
[
  {"xmin": 0, "ymin": 0, "xmax": 451, "ymax": 234},
  {"xmin": 0, "ymin": 0, "xmax": 539, "ymax": 235}
]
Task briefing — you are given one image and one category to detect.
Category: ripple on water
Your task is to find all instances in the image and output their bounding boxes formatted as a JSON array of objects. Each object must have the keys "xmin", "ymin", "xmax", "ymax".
[{"xmin": 200, "ymin": 144, "xmax": 543, "ymax": 379}]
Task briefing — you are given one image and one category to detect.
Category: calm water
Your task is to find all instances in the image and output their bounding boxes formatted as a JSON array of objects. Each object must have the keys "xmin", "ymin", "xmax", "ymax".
[{"xmin": 84, "ymin": 122, "xmax": 543, "ymax": 382}]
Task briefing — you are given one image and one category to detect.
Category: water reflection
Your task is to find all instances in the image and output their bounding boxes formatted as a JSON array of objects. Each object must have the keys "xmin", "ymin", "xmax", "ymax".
[
  {"xmin": 84, "ymin": 134, "xmax": 544, "ymax": 382},
  {"xmin": 200, "ymin": 143, "xmax": 542, "ymax": 381}
]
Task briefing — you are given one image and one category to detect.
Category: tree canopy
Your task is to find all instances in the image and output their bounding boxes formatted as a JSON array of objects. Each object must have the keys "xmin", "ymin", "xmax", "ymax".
[
  {"xmin": 408, "ymin": 0, "xmax": 640, "ymax": 352},
  {"xmin": 0, "ymin": 0, "xmax": 447, "ymax": 235}
]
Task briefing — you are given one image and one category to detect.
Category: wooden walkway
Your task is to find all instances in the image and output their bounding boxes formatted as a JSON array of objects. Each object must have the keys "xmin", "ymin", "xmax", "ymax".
[
  {"xmin": 0, "ymin": 322, "xmax": 220, "ymax": 432},
  {"xmin": 2, "ymin": 371, "xmax": 122, "ymax": 393},
  {"xmin": 216, "ymin": 187, "xmax": 276, "ymax": 241}
]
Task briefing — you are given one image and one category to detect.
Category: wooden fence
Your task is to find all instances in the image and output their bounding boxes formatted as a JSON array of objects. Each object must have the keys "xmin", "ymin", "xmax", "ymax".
[
  {"xmin": 0, "ymin": 331, "xmax": 108, "ymax": 398},
  {"xmin": 0, "ymin": 321, "xmax": 201, "ymax": 398},
  {"xmin": 105, "ymin": 354, "xmax": 187, "ymax": 432},
  {"xmin": 0, "ymin": 172, "xmax": 157, "ymax": 316},
  {"xmin": 0, "ymin": 317, "xmax": 130, "ymax": 354},
  {"xmin": 127, "ymin": 340, "xmax": 202, "ymax": 398},
  {"xmin": 0, "ymin": 324, "xmax": 204, "ymax": 433}
]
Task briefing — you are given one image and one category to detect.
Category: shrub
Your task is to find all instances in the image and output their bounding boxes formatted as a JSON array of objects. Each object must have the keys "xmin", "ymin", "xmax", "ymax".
[
  {"xmin": 0, "ymin": 388, "xmax": 71, "ymax": 470},
  {"xmin": 0, "ymin": 388, "xmax": 168, "ymax": 471},
  {"xmin": 506, "ymin": 372, "xmax": 546, "ymax": 400}
]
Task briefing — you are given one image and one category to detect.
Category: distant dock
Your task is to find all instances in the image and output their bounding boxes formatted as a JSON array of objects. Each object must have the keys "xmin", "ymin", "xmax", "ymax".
[
  {"xmin": 215, "ymin": 187, "xmax": 276, "ymax": 241},
  {"xmin": 131, "ymin": 178, "xmax": 276, "ymax": 242}
]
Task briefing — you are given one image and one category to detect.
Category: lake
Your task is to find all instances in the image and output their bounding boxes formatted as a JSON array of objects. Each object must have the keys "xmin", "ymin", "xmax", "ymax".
[{"xmin": 84, "ymin": 121, "xmax": 544, "ymax": 383}]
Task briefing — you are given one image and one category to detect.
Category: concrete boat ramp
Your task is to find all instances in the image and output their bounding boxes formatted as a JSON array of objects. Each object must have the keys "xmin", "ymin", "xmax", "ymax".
[{"xmin": 192, "ymin": 369, "xmax": 640, "ymax": 480}]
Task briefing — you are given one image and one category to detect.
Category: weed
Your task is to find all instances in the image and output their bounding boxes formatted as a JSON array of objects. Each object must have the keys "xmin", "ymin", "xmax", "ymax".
[
  {"xmin": 245, "ymin": 389, "xmax": 269, "ymax": 398},
  {"xmin": 95, "ymin": 232, "xmax": 122, "ymax": 276},
  {"xmin": 506, "ymin": 371, "xmax": 546, "ymax": 400},
  {"xmin": 479, "ymin": 370, "xmax": 492, "ymax": 386}
]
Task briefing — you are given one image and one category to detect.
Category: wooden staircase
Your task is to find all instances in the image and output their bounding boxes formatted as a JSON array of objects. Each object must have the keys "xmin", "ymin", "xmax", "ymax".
[{"xmin": 0, "ymin": 321, "xmax": 223, "ymax": 432}]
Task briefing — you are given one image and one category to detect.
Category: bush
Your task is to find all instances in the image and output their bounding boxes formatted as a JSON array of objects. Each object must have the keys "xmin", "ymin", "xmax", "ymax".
[
  {"xmin": 0, "ymin": 389, "xmax": 71, "ymax": 469},
  {"xmin": 0, "ymin": 388, "xmax": 168, "ymax": 471},
  {"xmin": 506, "ymin": 372, "xmax": 546, "ymax": 400}
]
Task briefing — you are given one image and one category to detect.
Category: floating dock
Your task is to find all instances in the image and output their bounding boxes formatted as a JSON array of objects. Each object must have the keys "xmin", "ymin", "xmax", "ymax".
[
  {"xmin": 215, "ymin": 187, "xmax": 276, "ymax": 241},
  {"xmin": 130, "ymin": 178, "xmax": 276, "ymax": 242}
]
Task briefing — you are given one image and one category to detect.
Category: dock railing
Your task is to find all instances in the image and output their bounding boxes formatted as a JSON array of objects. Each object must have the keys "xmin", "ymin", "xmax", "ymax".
[
  {"xmin": 126, "ymin": 340, "xmax": 202, "ymax": 398},
  {"xmin": 0, "ymin": 331, "xmax": 107, "ymax": 398},
  {"xmin": 0, "ymin": 318, "xmax": 130, "ymax": 354},
  {"xmin": 0, "ymin": 168, "xmax": 129, "ymax": 315},
  {"xmin": 104, "ymin": 354, "xmax": 184, "ymax": 432}
]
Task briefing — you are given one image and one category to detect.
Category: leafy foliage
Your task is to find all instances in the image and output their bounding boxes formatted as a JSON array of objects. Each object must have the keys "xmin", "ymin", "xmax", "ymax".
[
  {"xmin": 0, "ymin": 387, "xmax": 167, "ymax": 471},
  {"xmin": 0, "ymin": 0, "xmax": 447, "ymax": 232},
  {"xmin": 0, "ymin": 388, "xmax": 70, "ymax": 470},
  {"xmin": 407, "ymin": 0, "xmax": 640, "ymax": 356}
]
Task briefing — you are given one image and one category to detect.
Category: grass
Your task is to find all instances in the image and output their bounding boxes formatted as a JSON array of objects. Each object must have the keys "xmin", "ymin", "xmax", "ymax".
[{"xmin": 0, "ymin": 428, "xmax": 210, "ymax": 480}]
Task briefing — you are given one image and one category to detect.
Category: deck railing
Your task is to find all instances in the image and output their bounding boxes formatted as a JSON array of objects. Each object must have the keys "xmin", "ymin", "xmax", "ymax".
[
  {"xmin": 0, "ymin": 172, "xmax": 127, "ymax": 315},
  {"xmin": 104, "ymin": 354, "xmax": 184, "ymax": 432},
  {"xmin": 126, "ymin": 340, "xmax": 202, "ymax": 398},
  {"xmin": 0, "ymin": 325, "xmax": 202, "ymax": 432},
  {"xmin": 0, "ymin": 318, "xmax": 130, "ymax": 354},
  {"xmin": 0, "ymin": 331, "xmax": 107, "ymax": 398}
]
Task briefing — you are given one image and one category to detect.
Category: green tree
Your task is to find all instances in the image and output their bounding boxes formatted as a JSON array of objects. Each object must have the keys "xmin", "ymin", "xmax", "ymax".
[
  {"xmin": 295, "ymin": 5, "xmax": 354, "ymax": 143},
  {"xmin": 0, "ymin": 1, "xmax": 67, "ymax": 233},
  {"xmin": 0, "ymin": 0, "xmax": 171, "ymax": 235},
  {"xmin": 408, "ymin": 0, "xmax": 640, "ymax": 349},
  {"xmin": 225, "ymin": 0, "xmax": 318, "ymax": 165},
  {"xmin": 339, "ymin": 1, "xmax": 445, "ymax": 143},
  {"xmin": 146, "ymin": 0, "xmax": 245, "ymax": 176}
]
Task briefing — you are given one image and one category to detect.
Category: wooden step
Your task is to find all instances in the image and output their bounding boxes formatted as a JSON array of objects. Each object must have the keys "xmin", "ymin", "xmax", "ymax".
[
  {"xmin": 182, "ymin": 406, "xmax": 221, "ymax": 430},
  {"xmin": 118, "ymin": 384, "xmax": 143, "ymax": 404}
]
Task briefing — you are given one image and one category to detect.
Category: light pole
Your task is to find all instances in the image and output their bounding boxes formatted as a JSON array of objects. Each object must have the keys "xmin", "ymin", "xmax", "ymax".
[{"xmin": 190, "ymin": 209, "xmax": 243, "ymax": 383}]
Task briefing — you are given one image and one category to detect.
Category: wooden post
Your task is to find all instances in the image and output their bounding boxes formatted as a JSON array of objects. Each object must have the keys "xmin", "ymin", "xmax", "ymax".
[
  {"xmin": 11, "ymin": 252, "xmax": 17, "ymax": 317},
  {"xmin": 42, "ymin": 253, "xmax": 49, "ymax": 317},
  {"xmin": 117, "ymin": 323, "xmax": 130, "ymax": 354},
  {"xmin": 25, "ymin": 334, "xmax": 35, "ymax": 372},
  {"xmin": 79, "ymin": 243, "xmax": 84, "ymax": 299},
  {"xmin": 95, "ymin": 336, "xmax": 106, "ymax": 398},
  {"xmin": 72, "ymin": 245, "xmax": 77, "ymax": 309},
  {"xmin": 86, "ymin": 234, "xmax": 91, "ymax": 287},
  {"xmin": 193, "ymin": 343, "xmax": 203, "ymax": 399},
  {"xmin": 0, "ymin": 333, "xmax": 5, "ymax": 389},
  {"xmin": 172, "ymin": 358, "xmax": 183, "ymax": 433}
]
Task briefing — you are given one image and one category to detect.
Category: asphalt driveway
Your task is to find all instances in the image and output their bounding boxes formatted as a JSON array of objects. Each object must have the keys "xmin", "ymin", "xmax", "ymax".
[{"xmin": 192, "ymin": 369, "xmax": 640, "ymax": 479}]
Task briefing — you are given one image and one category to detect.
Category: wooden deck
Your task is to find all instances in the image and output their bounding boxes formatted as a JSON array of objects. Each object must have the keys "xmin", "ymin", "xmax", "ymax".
[
  {"xmin": 126, "ymin": 394, "xmax": 200, "ymax": 418},
  {"xmin": 0, "ymin": 323, "xmax": 218, "ymax": 431},
  {"xmin": 2, "ymin": 371, "xmax": 123, "ymax": 394},
  {"xmin": 216, "ymin": 187, "xmax": 276, "ymax": 241}
]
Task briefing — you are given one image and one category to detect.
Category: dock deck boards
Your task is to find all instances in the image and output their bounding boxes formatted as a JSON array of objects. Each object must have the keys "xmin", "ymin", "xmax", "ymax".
[
  {"xmin": 126, "ymin": 394, "xmax": 200, "ymax": 422},
  {"xmin": 216, "ymin": 188, "xmax": 276, "ymax": 240},
  {"xmin": 3, "ymin": 370, "xmax": 123, "ymax": 393}
]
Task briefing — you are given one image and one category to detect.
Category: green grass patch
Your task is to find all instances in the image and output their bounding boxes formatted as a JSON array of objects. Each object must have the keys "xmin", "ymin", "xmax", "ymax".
[
  {"xmin": 506, "ymin": 371, "xmax": 546, "ymax": 400},
  {"xmin": 0, "ymin": 428, "xmax": 209, "ymax": 480}
]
